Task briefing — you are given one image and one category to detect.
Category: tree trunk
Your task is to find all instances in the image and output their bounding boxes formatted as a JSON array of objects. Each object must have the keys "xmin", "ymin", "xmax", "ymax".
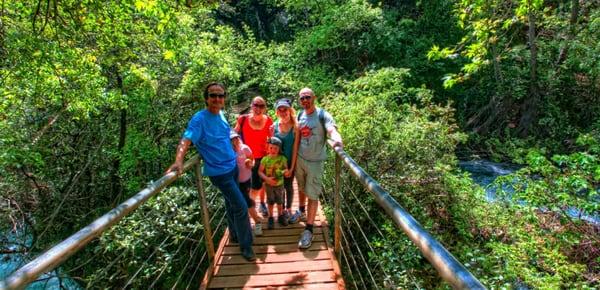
[
  {"xmin": 0, "ymin": 0, "xmax": 5, "ymax": 62},
  {"xmin": 556, "ymin": 0, "xmax": 579, "ymax": 66},
  {"xmin": 112, "ymin": 72, "xmax": 126, "ymax": 202},
  {"xmin": 517, "ymin": 0, "xmax": 540, "ymax": 137}
]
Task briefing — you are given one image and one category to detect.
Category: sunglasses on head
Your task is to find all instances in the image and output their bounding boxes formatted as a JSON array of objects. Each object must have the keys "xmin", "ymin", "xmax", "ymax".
[
  {"xmin": 252, "ymin": 103, "xmax": 266, "ymax": 108},
  {"xmin": 208, "ymin": 93, "xmax": 226, "ymax": 99}
]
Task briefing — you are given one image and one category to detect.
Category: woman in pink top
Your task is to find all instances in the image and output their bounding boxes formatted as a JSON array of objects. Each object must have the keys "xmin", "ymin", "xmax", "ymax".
[{"xmin": 234, "ymin": 96, "xmax": 273, "ymax": 217}]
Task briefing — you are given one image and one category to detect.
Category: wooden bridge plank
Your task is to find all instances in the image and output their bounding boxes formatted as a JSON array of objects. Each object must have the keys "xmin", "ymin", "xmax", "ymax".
[
  {"xmin": 214, "ymin": 259, "xmax": 333, "ymax": 276},
  {"xmin": 235, "ymin": 283, "xmax": 341, "ymax": 290},
  {"xmin": 259, "ymin": 227, "xmax": 323, "ymax": 237},
  {"xmin": 208, "ymin": 270, "xmax": 338, "ymax": 288},
  {"xmin": 203, "ymin": 179, "xmax": 344, "ymax": 289},
  {"xmin": 218, "ymin": 249, "xmax": 332, "ymax": 265},
  {"xmin": 223, "ymin": 241, "xmax": 328, "ymax": 255}
]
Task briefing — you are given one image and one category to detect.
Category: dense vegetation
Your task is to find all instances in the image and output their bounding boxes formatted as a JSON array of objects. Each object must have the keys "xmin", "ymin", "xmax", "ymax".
[{"xmin": 1, "ymin": 0, "xmax": 598, "ymax": 288}]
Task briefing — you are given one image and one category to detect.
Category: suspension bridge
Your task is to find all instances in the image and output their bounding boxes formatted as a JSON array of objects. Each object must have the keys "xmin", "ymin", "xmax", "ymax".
[{"xmin": 0, "ymin": 144, "xmax": 485, "ymax": 289}]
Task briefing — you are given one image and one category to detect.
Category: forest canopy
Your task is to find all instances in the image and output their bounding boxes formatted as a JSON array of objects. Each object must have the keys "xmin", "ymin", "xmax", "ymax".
[{"xmin": 1, "ymin": 0, "xmax": 598, "ymax": 288}]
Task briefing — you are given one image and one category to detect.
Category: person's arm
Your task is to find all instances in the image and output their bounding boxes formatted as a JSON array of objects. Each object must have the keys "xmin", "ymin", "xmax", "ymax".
[
  {"xmin": 283, "ymin": 157, "xmax": 291, "ymax": 177},
  {"xmin": 166, "ymin": 138, "xmax": 192, "ymax": 175},
  {"xmin": 290, "ymin": 127, "xmax": 300, "ymax": 171},
  {"xmin": 258, "ymin": 163, "xmax": 276, "ymax": 186},
  {"xmin": 327, "ymin": 126, "xmax": 343, "ymax": 148},
  {"xmin": 233, "ymin": 115, "xmax": 243, "ymax": 133},
  {"xmin": 243, "ymin": 147, "xmax": 254, "ymax": 169}
]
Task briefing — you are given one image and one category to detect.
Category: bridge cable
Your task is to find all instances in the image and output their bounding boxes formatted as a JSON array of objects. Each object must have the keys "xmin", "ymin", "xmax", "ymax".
[{"xmin": 343, "ymin": 186, "xmax": 390, "ymax": 278}]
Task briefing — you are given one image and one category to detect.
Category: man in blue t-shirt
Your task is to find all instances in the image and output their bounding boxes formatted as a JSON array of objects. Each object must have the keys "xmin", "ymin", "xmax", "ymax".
[{"xmin": 166, "ymin": 82, "xmax": 255, "ymax": 261}]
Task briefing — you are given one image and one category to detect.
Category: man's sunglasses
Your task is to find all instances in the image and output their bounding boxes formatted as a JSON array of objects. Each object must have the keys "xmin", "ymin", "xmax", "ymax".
[
  {"xmin": 252, "ymin": 103, "xmax": 266, "ymax": 108},
  {"xmin": 208, "ymin": 93, "xmax": 226, "ymax": 98},
  {"xmin": 299, "ymin": 95, "xmax": 312, "ymax": 101}
]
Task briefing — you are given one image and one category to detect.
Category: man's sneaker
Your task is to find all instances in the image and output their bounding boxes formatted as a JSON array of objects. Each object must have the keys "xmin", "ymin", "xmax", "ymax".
[
  {"xmin": 259, "ymin": 203, "xmax": 269, "ymax": 217},
  {"xmin": 267, "ymin": 217, "xmax": 275, "ymax": 230},
  {"xmin": 278, "ymin": 215, "xmax": 288, "ymax": 226},
  {"xmin": 298, "ymin": 229, "xmax": 313, "ymax": 249},
  {"xmin": 289, "ymin": 210, "xmax": 301, "ymax": 224},
  {"xmin": 241, "ymin": 247, "xmax": 256, "ymax": 262},
  {"xmin": 253, "ymin": 223, "xmax": 263, "ymax": 236}
]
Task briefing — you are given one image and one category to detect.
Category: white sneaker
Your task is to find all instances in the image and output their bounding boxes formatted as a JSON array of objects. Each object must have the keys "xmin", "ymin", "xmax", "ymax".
[{"xmin": 254, "ymin": 223, "xmax": 263, "ymax": 236}]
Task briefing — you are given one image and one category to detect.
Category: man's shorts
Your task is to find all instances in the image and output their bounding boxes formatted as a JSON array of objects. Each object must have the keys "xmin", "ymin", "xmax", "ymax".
[
  {"xmin": 295, "ymin": 157, "xmax": 325, "ymax": 201},
  {"xmin": 265, "ymin": 184, "xmax": 285, "ymax": 205},
  {"xmin": 251, "ymin": 157, "xmax": 263, "ymax": 190}
]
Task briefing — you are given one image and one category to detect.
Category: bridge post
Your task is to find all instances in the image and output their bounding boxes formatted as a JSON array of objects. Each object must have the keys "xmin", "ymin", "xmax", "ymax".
[
  {"xmin": 195, "ymin": 163, "xmax": 215, "ymax": 280},
  {"xmin": 334, "ymin": 154, "xmax": 341, "ymax": 261}
]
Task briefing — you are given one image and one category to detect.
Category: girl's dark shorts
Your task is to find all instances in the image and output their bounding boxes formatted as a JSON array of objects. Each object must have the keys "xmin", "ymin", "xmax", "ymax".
[
  {"xmin": 238, "ymin": 179, "xmax": 254, "ymax": 208},
  {"xmin": 251, "ymin": 157, "xmax": 263, "ymax": 190}
]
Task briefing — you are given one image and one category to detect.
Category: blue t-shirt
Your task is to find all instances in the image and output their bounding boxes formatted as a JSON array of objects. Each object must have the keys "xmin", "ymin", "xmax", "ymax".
[{"xmin": 183, "ymin": 110, "xmax": 236, "ymax": 176}]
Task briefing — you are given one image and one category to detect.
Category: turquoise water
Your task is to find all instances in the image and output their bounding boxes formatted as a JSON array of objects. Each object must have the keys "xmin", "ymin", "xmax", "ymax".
[
  {"xmin": 1, "ymin": 228, "xmax": 81, "ymax": 289},
  {"xmin": 459, "ymin": 159, "xmax": 599, "ymax": 225}
]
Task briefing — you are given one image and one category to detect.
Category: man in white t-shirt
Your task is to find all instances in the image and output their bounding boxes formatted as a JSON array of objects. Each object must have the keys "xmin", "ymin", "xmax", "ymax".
[{"xmin": 294, "ymin": 87, "xmax": 343, "ymax": 249}]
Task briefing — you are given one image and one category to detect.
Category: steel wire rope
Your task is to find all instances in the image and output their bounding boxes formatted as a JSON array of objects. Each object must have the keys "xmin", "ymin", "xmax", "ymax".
[
  {"xmin": 338, "ymin": 216, "xmax": 368, "ymax": 290},
  {"xmin": 122, "ymin": 234, "xmax": 172, "ymax": 288},
  {"xmin": 68, "ymin": 173, "xmax": 204, "ymax": 285},
  {"xmin": 155, "ymin": 180, "xmax": 223, "ymax": 288},
  {"xmin": 340, "ymin": 188, "xmax": 391, "ymax": 283},
  {"xmin": 340, "ymin": 244, "xmax": 360, "ymax": 290},
  {"xmin": 345, "ymin": 177, "xmax": 385, "ymax": 238},
  {"xmin": 184, "ymin": 251, "xmax": 208, "ymax": 290},
  {"xmin": 322, "ymin": 166, "xmax": 373, "ymax": 289},
  {"xmin": 169, "ymin": 232, "xmax": 205, "ymax": 289},
  {"xmin": 81, "ymin": 198, "xmax": 172, "ymax": 286},
  {"xmin": 182, "ymin": 206, "xmax": 227, "ymax": 290},
  {"xmin": 169, "ymin": 182, "xmax": 225, "ymax": 289},
  {"xmin": 338, "ymin": 208, "xmax": 379, "ymax": 289},
  {"xmin": 82, "ymin": 250, "xmax": 128, "ymax": 287},
  {"xmin": 179, "ymin": 199, "xmax": 226, "ymax": 290},
  {"xmin": 118, "ymin": 186, "xmax": 206, "ymax": 288},
  {"xmin": 147, "ymin": 229, "xmax": 197, "ymax": 289}
]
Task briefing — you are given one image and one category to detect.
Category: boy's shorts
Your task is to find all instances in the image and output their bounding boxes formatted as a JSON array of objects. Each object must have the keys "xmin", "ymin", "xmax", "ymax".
[
  {"xmin": 295, "ymin": 157, "xmax": 325, "ymax": 201},
  {"xmin": 265, "ymin": 184, "xmax": 285, "ymax": 205}
]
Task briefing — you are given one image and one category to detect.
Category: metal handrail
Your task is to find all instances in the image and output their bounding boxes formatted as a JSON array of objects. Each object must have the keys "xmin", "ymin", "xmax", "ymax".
[
  {"xmin": 0, "ymin": 156, "xmax": 204, "ymax": 290},
  {"xmin": 330, "ymin": 144, "xmax": 486, "ymax": 290}
]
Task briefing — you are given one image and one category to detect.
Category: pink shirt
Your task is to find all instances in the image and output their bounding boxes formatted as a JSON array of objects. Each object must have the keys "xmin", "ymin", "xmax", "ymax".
[{"xmin": 236, "ymin": 144, "xmax": 253, "ymax": 182}]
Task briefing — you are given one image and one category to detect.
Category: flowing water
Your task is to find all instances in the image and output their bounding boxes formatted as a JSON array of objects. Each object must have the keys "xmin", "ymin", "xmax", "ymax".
[{"xmin": 459, "ymin": 159, "xmax": 599, "ymax": 225}]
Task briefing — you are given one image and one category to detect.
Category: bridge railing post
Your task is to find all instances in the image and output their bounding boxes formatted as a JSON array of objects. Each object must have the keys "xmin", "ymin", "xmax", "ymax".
[
  {"xmin": 195, "ymin": 163, "xmax": 215, "ymax": 281},
  {"xmin": 334, "ymin": 153, "xmax": 341, "ymax": 261}
]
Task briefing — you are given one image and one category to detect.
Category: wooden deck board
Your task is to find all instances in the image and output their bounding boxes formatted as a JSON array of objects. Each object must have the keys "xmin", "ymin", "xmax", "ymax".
[
  {"xmin": 202, "ymin": 180, "xmax": 344, "ymax": 289},
  {"xmin": 209, "ymin": 270, "xmax": 338, "ymax": 288}
]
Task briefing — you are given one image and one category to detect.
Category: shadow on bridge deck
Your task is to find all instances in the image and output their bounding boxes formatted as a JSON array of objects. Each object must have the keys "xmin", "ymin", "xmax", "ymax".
[{"xmin": 201, "ymin": 186, "xmax": 345, "ymax": 289}]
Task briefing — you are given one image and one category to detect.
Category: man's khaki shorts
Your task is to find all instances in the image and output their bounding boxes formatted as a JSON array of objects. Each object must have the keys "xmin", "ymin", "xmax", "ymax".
[{"xmin": 295, "ymin": 157, "xmax": 325, "ymax": 200}]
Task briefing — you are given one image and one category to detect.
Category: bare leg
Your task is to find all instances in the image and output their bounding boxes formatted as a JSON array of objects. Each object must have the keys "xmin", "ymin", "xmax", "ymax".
[
  {"xmin": 298, "ymin": 190, "xmax": 306, "ymax": 210},
  {"xmin": 268, "ymin": 203, "xmax": 275, "ymax": 219},
  {"xmin": 259, "ymin": 185, "xmax": 266, "ymax": 204},
  {"xmin": 306, "ymin": 199, "xmax": 318, "ymax": 225},
  {"xmin": 277, "ymin": 204, "xmax": 284, "ymax": 218},
  {"xmin": 248, "ymin": 207, "xmax": 262, "ymax": 223}
]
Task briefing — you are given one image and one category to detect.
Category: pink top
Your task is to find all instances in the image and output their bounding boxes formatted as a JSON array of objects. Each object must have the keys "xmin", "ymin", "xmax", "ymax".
[{"xmin": 236, "ymin": 144, "xmax": 253, "ymax": 182}]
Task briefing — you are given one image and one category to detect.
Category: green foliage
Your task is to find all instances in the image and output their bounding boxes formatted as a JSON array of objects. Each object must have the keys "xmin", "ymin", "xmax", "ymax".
[
  {"xmin": 2, "ymin": 0, "xmax": 599, "ymax": 288},
  {"xmin": 84, "ymin": 186, "xmax": 210, "ymax": 288}
]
